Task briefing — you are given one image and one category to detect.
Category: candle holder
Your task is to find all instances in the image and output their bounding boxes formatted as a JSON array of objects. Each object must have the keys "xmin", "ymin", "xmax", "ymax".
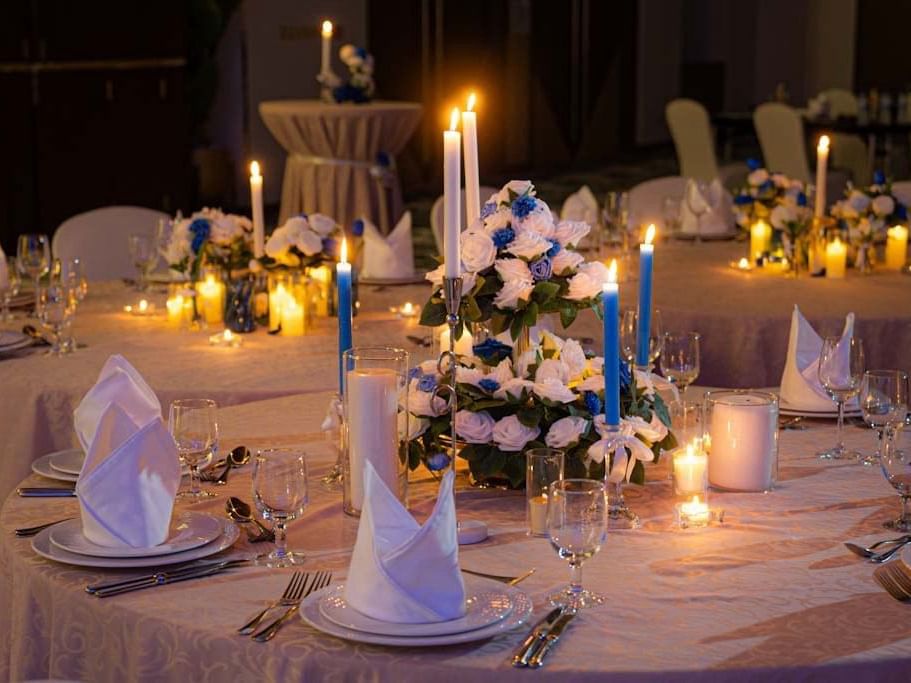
[
  {"xmin": 598, "ymin": 424, "xmax": 642, "ymax": 529},
  {"xmin": 431, "ymin": 277, "xmax": 463, "ymax": 469},
  {"xmin": 526, "ymin": 448, "xmax": 564, "ymax": 537},
  {"xmin": 320, "ymin": 393, "xmax": 345, "ymax": 491}
]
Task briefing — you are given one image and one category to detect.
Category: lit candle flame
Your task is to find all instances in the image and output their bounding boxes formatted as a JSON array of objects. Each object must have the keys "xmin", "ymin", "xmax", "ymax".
[
  {"xmin": 738, "ymin": 257, "xmax": 750, "ymax": 269},
  {"xmin": 644, "ymin": 224, "xmax": 656, "ymax": 245},
  {"xmin": 818, "ymin": 134, "xmax": 830, "ymax": 152},
  {"xmin": 449, "ymin": 108, "xmax": 460, "ymax": 132},
  {"xmin": 321, "ymin": 20, "xmax": 333, "ymax": 37},
  {"xmin": 340, "ymin": 237, "xmax": 348, "ymax": 264},
  {"xmin": 250, "ymin": 160, "xmax": 260, "ymax": 178},
  {"xmin": 467, "ymin": 92, "xmax": 476, "ymax": 112},
  {"xmin": 607, "ymin": 258, "xmax": 617, "ymax": 283}
]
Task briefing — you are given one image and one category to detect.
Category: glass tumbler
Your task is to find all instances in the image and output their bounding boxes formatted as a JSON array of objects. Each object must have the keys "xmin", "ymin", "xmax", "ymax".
[{"xmin": 526, "ymin": 448, "xmax": 565, "ymax": 537}]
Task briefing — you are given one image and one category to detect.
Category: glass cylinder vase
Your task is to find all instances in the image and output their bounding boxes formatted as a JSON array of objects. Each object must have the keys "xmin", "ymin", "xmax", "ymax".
[
  {"xmin": 342, "ymin": 346, "xmax": 410, "ymax": 516},
  {"xmin": 526, "ymin": 448, "xmax": 564, "ymax": 536},
  {"xmin": 267, "ymin": 271, "xmax": 311, "ymax": 336}
]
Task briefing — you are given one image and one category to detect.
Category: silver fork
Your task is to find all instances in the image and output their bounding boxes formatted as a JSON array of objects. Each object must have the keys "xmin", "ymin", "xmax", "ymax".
[
  {"xmin": 237, "ymin": 571, "xmax": 307, "ymax": 635},
  {"xmin": 461, "ymin": 567, "xmax": 536, "ymax": 586},
  {"xmin": 253, "ymin": 570, "xmax": 333, "ymax": 642}
]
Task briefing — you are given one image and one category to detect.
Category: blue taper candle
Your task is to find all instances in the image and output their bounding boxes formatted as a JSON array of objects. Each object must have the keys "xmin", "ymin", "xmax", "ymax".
[
  {"xmin": 603, "ymin": 260, "xmax": 620, "ymax": 426},
  {"xmin": 337, "ymin": 238, "xmax": 353, "ymax": 394},
  {"xmin": 635, "ymin": 224, "xmax": 656, "ymax": 367}
]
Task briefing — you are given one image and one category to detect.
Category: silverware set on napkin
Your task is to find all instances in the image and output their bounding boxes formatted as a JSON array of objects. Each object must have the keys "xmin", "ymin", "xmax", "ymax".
[
  {"xmin": 239, "ymin": 570, "xmax": 333, "ymax": 641},
  {"xmin": 511, "ymin": 606, "xmax": 577, "ymax": 668}
]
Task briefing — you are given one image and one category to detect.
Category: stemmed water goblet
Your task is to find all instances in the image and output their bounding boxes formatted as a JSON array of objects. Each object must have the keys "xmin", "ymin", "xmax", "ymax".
[
  {"xmin": 861, "ymin": 370, "xmax": 909, "ymax": 467},
  {"xmin": 620, "ymin": 308, "xmax": 663, "ymax": 373},
  {"xmin": 881, "ymin": 423, "xmax": 911, "ymax": 531},
  {"xmin": 1, "ymin": 257, "xmax": 21, "ymax": 321},
  {"xmin": 169, "ymin": 398, "xmax": 218, "ymax": 500},
  {"xmin": 128, "ymin": 234, "xmax": 158, "ymax": 291},
  {"xmin": 36, "ymin": 283, "xmax": 75, "ymax": 356},
  {"xmin": 59, "ymin": 258, "xmax": 88, "ymax": 353},
  {"xmin": 685, "ymin": 180, "xmax": 710, "ymax": 243},
  {"xmin": 253, "ymin": 447, "xmax": 309, "ymax": 567},
  {"xmin": 660, "ymin": 331, "xmax": 701, "ymax": 403},
  {"xmin": 662, "ymin": 196, "xmax": 682, "ymax": 237},
  {"xmin": 17, "ymin": 233, "xmax": 50, "ymax": 312},
  {"xmin": 817, "ymin": 337, "xmax": 865, "ymax": 460},
  {"xmin": 547, "ymin": 478, "xmax": 607, "ymax": 610}
]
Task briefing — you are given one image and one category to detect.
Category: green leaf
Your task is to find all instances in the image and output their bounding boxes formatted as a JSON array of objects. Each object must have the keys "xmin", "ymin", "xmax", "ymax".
[
  {"xmin": 419, "ymin": 300, "xmax": 447, "ymax": 327},
  {"xmin": 464, "ymin": 295, "xmax": 483, "ymax": 322},
  {"xmin": 523, "ymin": 301, "xmax": 539, "ymax": 328},
  {"xmin": 517, "ymin": 406, "xmax": 543, "ymax": 428},
  {"xmin": 479, "ymin": 449, "xmax": 508, "ymax": 478},
  {"xmin": 490, "ymin": 312, "xmax": 511, "ymax": 336},
  {"xmin": 408, "ymin": 441, "xmax": 424, "ymax": 470},
  {"xmin": 503, "ymin": 455, "xmax": 526, "ymax": 488},
  {"xmin": 560, "ymin": 305, "xmax": 578, "ymax": 329},
  {"xmin": 629, "ymin": 459, "xmax": 646, "ymax": 485},
  {"xmin": 509, "ymin": 314, "xmax": 526, "ymax": 341},
  {"xmin": 533, "ymin": 280, "xmax": 561, "ymax": 303}
]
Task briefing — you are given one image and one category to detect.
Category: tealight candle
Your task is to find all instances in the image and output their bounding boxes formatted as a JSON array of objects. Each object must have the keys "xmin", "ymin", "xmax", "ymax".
[
  {"xmin": 209, "ymin": 329, "xmax": 242, "ymax": 348},
  {"xmin": 825, "ymin": 237, "xmax": 847, "ymax": 278},
  {"xmin": 676, "ymin": 495, "xmax": 711, "ymax": 527},
  {"xmin": 734, "ymin": 257, "xmax": 752, "ymax": 271},
  {"xmin": 528, "ymin": 493, "xmax": 548, "ymax": 535},
  {"xmin": 124, "ymin": 299, "xmax": 155, "ymax": 316},
  {"xmin": 886, "ymin": 225, "xmax": 909, "ymax": 269},
  {"xmin": 166, "ymin": 290, "xmax": 195, "ymax": 328},
  {"xmin": 400, "ymin": 301, "xmax": 418, "ymax": 318}
]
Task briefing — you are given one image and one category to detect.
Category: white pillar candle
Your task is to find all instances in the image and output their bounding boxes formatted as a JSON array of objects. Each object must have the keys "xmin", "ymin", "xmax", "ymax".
[
  {"xmin": 825, "ymin": 237, "xmax": 847, "ymax": 279},
  {"xmin": 443, "ymin": 108, "xmax": 462, "ymax": 279},
  {"xmin": 347, "ymin": 367, "xmax": 400, "ymax": 511},
  {"xmin": 320, "ymin": 20, "xmax": 333, "ymax": 76},
  {"xmin": 462, "ymin": 94, "xmax": 480, "ymax": 228},
  {"xmin": 250, "ymin": 161, "xmax": 265, "ymax": 258},
  {"xmin": 528, "ymin": 494, "xmax": 548, "ymax": 535},
  {"xmin": 815, "ymin": 135, "xmax": 829, "ymax": 218},
  {"xmin": 673, "ymin": 442, "xmax": 708, "ymax": 496},
  {"xmin": 708, "ymin": 394, "xmax": 777, "ymax": 491},
  {"xmin": 886, "ymin": 225, "xmax": 909, "ymax": 269}
]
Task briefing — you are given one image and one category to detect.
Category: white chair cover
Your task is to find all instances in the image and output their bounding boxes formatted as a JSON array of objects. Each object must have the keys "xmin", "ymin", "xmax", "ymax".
[
  {"xmin": 52, "ymin": 206, "xmax": 169, "ymax": 281},
  {"xmin": 754, "ymin": 103, "xmax": 813, "ymax": 183},
  {"xmin": 665, "ymin": 99, "xmax": 720, "ymax": 182},
  {"xmin": 820, "ymin": 89, "xmax": 870, "ymax": 185},
  {"xmin": 628, "ymin": 176, "xmax": 688, "ymax": 233},
  {"xmin": 430, "ymin": 185, "xmax": 498, "ymax": 256}
]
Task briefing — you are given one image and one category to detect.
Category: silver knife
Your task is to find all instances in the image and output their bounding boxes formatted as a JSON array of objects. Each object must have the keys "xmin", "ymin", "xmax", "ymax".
[
  {"xmin": 511, "ymin": 607, "xmax": 564, "ymax": 667},
  {"xmin": 17, "ymin": 487, "xmax": 77, "ymax": 497},
  {"xmin": 93, "ymin": 559, "xmax": 251, "ymax": 598},
  {"xmin": 86, "ymin": 558, "xmax": 242, "ymax": 594},
  {"xmin": 528, "ymin": 611, "xmax": 576, "ymax": 668}
]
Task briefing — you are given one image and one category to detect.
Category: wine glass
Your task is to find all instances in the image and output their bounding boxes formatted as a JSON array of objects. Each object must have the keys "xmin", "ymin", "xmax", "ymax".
[
  {"xmin": 59, "ymin": 258, "xmax": 88, "ymax": 353},
  {"xmin": 128, "ymin": 234, "xmax": 158, "ymax": 291},
  {"xmin": 17, "ymin": 233, "xmax": 50, "ymax": 311},
  {"xmin": 603, "ymin": 191, "xmax": 629, "ymax": 245},
  {"xmin": 882, "ymin": 423, "xmax": 911, "ymax": 530},
  {"xmin": 36, "ymin": 284, "xmax": 75, "ymax": 356},
  {"xmin": 660, "ymin": 332, "xmax": 701, "ymax": 403},
  {"xmin": 1, "ymin": 257, "xmax": 21, "ymax": 321},
  {"xmin": 685, "ymin": 180, "xmax": 710, "ymax": 243},
  {"xmin": 861, "ymin": 370, "xmax": 909, "ymax": 467},
  {"xmin": 817, "ymin": 337, "xmax": 865, "ymax": 460},
  {"xmin": 620, "ymin": 308, "xmax": 663, "ymax": 371},
  {"xmin": 253, "ymin": 448, "xmax": 309, "ymax": 567},
  {"xmin": 169, "ymin": 399, "xmax": 218, "ymax": 500},
  {"xmin": 547, "ymin": 478, "xmax": 607, "ymax": 610}
]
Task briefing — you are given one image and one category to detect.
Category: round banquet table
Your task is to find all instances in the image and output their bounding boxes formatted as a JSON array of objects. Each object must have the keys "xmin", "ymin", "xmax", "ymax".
[
  {"xmin": 3, "ymin": 391, "xmax": 911, "ymax": 682},
  {"xmin": 259, "ymin": 99, "xmax": 423, "ymax": 230}
]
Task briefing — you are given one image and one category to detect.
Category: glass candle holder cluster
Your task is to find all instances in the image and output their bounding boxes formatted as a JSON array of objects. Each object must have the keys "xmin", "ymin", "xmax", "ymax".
[
  {"xmin": 267, "ymin": 271, "xmax": 313, "ymax": 336},
  {"xmin": 672, "ymin": 439, "xmax": 710, "ymax": 528}
]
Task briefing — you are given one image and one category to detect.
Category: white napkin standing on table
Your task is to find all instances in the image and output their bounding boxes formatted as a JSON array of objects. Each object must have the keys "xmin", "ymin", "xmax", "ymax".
[
  {"xmin": 361, "ymin": 211, "xmax": 415, "ymax": 279},
  {"xmin": 75, "ymin": 402, "xmax": 181, "ymax": 548},
  {"xmin": 561, "ymin": 185, "xmax": 599, "ymax": 225},
  {"xmin": 680, "ymin": 179, "xmax": 735, "ymax": 236},
  {"xmin": 74, "ymin": 355, "xmax": 161, "ymax": 453},
  {"xmin": 779, "ymin": 306, "xmax": 856, "ymax": 412},
  {"xmin": 345, "ymin": 464, "xmax": 466, "ymax": 624}
]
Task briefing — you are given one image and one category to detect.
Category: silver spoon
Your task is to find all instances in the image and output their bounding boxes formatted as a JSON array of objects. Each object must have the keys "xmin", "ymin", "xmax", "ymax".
[
  {"xmin": 213, "ymin": 446, "xmax": 251, "ymax": 485},
  {"xmin": 226, "ymin": 496, "xmax": 274, "ymax": 542},
  {"xmin": 845, "ymin": 535, "xmax": 911, "ymax": 558}
]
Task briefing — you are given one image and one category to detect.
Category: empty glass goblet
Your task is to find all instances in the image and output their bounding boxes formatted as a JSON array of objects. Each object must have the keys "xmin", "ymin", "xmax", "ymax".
[
  {"xmin": 620, "ymin": 308, "xmax": 663, "ymax": 371},
  {"xmin": 660, "ymin": 331, "xmax": 701, "ymax": 403},
  {"xmin": 547, "ymin": 478, "xmax": 607, "ymax": 610},
  {"xmin": 36, "ymin": 284, "xmax": 75, "ymax": 356},
  {"xmin": 817, "ymin": 336, "xmax": 864, "ymax": 460},
  {"xmin": 128, "ymin": 234, "xmax": 158, "ymax": 291},
  {"xmin": 881, "ymin": 424, "xmax": 911, "ymax": 531},
  {"xmin": 253, "ymin": 448, "xmax": 309, "ymax": 567},
  {"xmin": 169, "ymin": 398, "xmax": 218, "ymax": 500},
  {"xmin": 685, "ymin": 180, "xmax": 711, "ymax": 243},
  {"xmin": 861, "ymin": 370, "xmax": 909, "ymax": 467},
  {"xmin": 17, "ymin": 233, "xmax": 50, "ymax": 311},
  {"xmin": 1, "ymin": 257, "xmax": 21, "ymax": 321},
  {"xmin": 59, "ymin": 258, "xmax": 88, "ymax": 353}
]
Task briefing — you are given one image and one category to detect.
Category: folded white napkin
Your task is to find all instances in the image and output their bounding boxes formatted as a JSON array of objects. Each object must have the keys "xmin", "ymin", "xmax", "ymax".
[
  {"xmin": 779, "ymin": 306, "xmax": 856, "ymax": 411},
  {"xmin": 361, "ymin": 211, "xmax": 415, "ymax": 279},
  {"xmin": 345, "ymin": 464, "xmax": 466, "ymax": 624},
  {"xmin": 680, "ymin": 179, "xmax": 734, "ymax": 236},
  {"xmin": 74, "ymin": 355, "xmax": 161, "ymax": 453},
  {"xmin": 0, "ymin": 245, "xmax": 8, "ymax": 289},
  {"xmin": 75, "ymin": 402, "xmax": 181, "ymax": 548},
  {"xmin": 561, "ymin": 185, "xmax": 599, "ymax": 225}
]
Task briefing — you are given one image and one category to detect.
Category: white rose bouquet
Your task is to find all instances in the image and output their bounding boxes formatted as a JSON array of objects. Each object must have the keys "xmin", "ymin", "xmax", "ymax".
[
  {"xmin": 830, "ymin": 172, "xmax": 908, "ymax": 252},
  {"xmin": 260, "ymin": 213, "xmax": 343, "ymax": 270},
  {"xmin": 420, "ymin": 180, "xmax": 608, "ymax": 340},
  {"xmin": 165, "ymin": 207, "xmax": 254, "ymax": 279}
]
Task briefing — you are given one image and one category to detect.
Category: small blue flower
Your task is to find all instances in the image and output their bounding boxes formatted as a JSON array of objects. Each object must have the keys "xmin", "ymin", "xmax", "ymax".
[
  {"xmin": 492, "ymin": 226, "xmax": 516, "ymax": 248},
  {"xmin": 322, "ymin": 237, "xmax": 337, "ymax": 256},
  {"xmin": 747, "ymin": 158, "xmax": 761, "ymax": 171},
  {"xmin": 376, "ymin": 151, "xmax": 391, "ymax": 167},
  {"xmin": 480, "ymin": 202, "xmax": 497, "ymax": 219},
  {"xmin": 758, "ymin": 180, "xmax": 773, "ymax": 193},
  {"xmin": 351, "ymin": 218, "xmax": 365, "ymax": 237},
  {"xmin": 417, "ymin": 375, "xmax": 438, "ymax": 392},
  {"xmin": 546, "ymin": 239, "xmax": 561, "ymax": 258},
  {"xmin": 529, "ymin": 257, "xmax": 553, "ymax": 282},
  {"xmin": 408, "ymin": 367, "xmax": 423, "ymax": 381},
  {"xmin": 897, "ymin": 203, "xmax": 908, "ymax": 220},
  {"xmin": 796, "ymin": 192, "xmax": 807, "ymax": 207},
  {"xmin": 426, "ymin": 452, "xmax": 451, "ymax": 471},
  {"xmin": 874, "ymin": 169, "xmax": 886, "ymax": 185},
  {"xmin": 472, "ymin": 338, "xmax": 513, "ymax": 365},
  {"xmin": 511, "ymin": 194, "xmax": 537, "ymax": 220},
  {"xmin": 189, "ymin": 218, "xmax": 210, "ymax": 254},
  {"xmin": 355, "ymin": 47, "xmax": 368, "ymax": 59},
  {"xmin": 733, "ymin": 193, "xmax": 753, "ymax": 206},
  {"xmin": 478, "ymin": 378, "xmax": 500, "ymax": 393},
  {"xmin": 619, "ymin": 358, "xmax": 631, "ymax": 390},
  {"xmin": 584, "ymin": 391, "xmax": 602, "ymax": 415}
]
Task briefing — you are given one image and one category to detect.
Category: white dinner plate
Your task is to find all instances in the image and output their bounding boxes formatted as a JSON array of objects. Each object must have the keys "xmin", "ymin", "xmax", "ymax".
[
  {"xmin": 0, "ymin": 331, "xmax": 32, "ymax": 354},
  {"xmin": 48, "ymin": 448, "xmax": 88, "ymax": 475},
  {"xmin": 49, "ymin": 511, "xmax": 223, "ymax": 558},
  {"xmin": 32, "ymin": 517, "xmax": 239, "ymax": 569},
  {"xmin": 778, "ymin": 395, "xmax": 861, "ymax": 418},
  {"xmin": 359, "ymin": 275, "xmax": 429, "ymax": 286},
  {"xmin": 32, "ymin": 451, "xmax": 80, "ymax": 482},
  {"xmin": 301, "ymin": 579, "xmax": 532, "ymax": 647},
  {"xmin": 318, "ymin": 580, "xmax": 515, "ymax": 637}
]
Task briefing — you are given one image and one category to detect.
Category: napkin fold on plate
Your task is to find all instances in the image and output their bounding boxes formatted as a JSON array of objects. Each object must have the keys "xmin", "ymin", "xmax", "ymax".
[
  {"xmin": 560, "ymin": 185, "xmax": 599, "ymax": 225},
  {"xmin": 345, "ymin": 463, "xmax": 466, "ymax": 624},
  {"xmin": 779, "ymin": 306, "xmax": 856, "ymax": 412},
  {"xmin": 360, "ymin": 211, "xmax": 415, "ymax": 280},
  {"xmin": 74, "ymin": 355, "xmax": 161, "ymax": 452},
  {"xmin": 680, "ymin": 179, "xmax": 735, "ymax": 237},
  {"xmin": 75, "ymin": 402, "xmax": 181, "ymax": 548}
]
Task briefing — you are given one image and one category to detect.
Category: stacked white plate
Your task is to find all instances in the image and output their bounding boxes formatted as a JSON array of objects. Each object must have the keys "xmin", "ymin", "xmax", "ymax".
[
  {"xmin": 32, "ymin": 448, "xmax": 191, "ymax": 483},
  {"xmin": 0, "ymin": 330, "xmax": 33, "ymax": 356},
  {"xmin": 778, "ymin": 395, "xmax": 862, "ymax": 419},
  {"xmin": 300, "ymin": 576, "xmax": 533, "ymax": 646},
  {"xmin": 31, "ymin": 511, "xmax": 240, "ymax": 568}
]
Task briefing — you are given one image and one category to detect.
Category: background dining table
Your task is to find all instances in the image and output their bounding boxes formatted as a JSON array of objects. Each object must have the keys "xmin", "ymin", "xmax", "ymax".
[{"xmin": 3, "ymin": 391, "xmax": 911, "ymax": 682}]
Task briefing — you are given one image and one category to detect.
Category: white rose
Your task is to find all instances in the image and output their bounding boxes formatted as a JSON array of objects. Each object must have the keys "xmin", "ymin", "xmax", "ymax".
[
  {"xmin": 419, "ymin": 359, "xmax": 442, "ymax": 376},
  {"xmin": 455, "ymin": 410, "xmax": 496, "ymax": 444},
  {"xmin": 565, "ymin": 271, "xmax": 602, "ymax": 301},
  {"xmin": 559, "ymin": 338, "xmax": 587, "ymax": 380},
  {"xmin": 551, "ymin": 249, "xmax": 585, "ymax": 275},
  {"xmin": 554, "ymin": 220, "xmax": 591, "ymax": 248},
  {"xmin": 516, "ymin": 349, "xmax": 538, "ymax": 379},
  {"xmin": 533, "ymin": 378, "xmax": 577, "ymax": 404},
  {"xmin": 493, "ymin": 377, "xmax": 533, "ymax": 400},
  {"xmin": 425, "ymin": 265, "xmax": 476, "ymax": 293},
  {"xmin": 461, "ymin": 231, "xmax": 497, "ymax": 272},
  {"xmin": 456, "ymin": 366, "xmax": 485, "ymax": 387},
  {"xmin": 505, "ymin": 231, "xmax": 550, "ymax": 260},
  {"xmin": 545, "ymin": 416, "xmax": 589, "ymax": 449},
  {"xmin": 747, "ymin": 169, "xmax": 769, "ymax": 186},
  {"xmin": 489, "ymin": 358, "xmax": 515, "ymax": 384},
  {"xmin": 849, "ymin": 190, "xmax": 871, "ymax": 213},
  {"xmin": 634, "ymin": 369, "xmax": 657, "ymax": 398},
  {"xmin": 264, "ymin": 226, "xmax": 293, "ymax": 258},
  {"xmin": 493, "ymin": 279, "xmax": 534, "ymax": 309},
  {"xmin": 495, "ymin": 180, "xmax": 535, "ymax": 205},
  {"xmin": 483, "ymin": 208, "xmax": 512, "ymax": 232},
  {"xmin": 519, "ymin": 202, "xmax": 556, "ymax": 238},
  {"xmin": 770, "ymin": 173, "xmax": 789, "ymax": 188},
  {"xmin": 769, "ymin": 204, "xmax": 797, "ymax": 230},
  {"xmin": 577, "ymin": 374, "xmax": 604, "ymax": 392},
  {"xmin": 578, "ymin": 260, "xmax": 611, "ymax": 283},
  {"xmin": 623, "ymin": 414, "xmax": 668, "ymax": 443},
  {"xmin": 295, "ymin": 228, "xmax": 324, "ymax": 256},
  {"xmin": 494, "ymin": 257, "xmax": 533, "ymax": 284},
  {"xmin": 588, "ymin": 356, "xmax": 604, "ymax": 374},
  {"xmin": 872, "ymin": 195, "xmax": 895, "ymax": 216},
  {"xmin": 308, "ymin": 213, "xmax": 337, "ymax": 237},
  {"xmin": 408, "ymin": 388, "xmax": 447, "ymax": 417},
  {"xmin": 400, "ymin": 412, "xmax": 429, "ymax": 440},
  {"xmin": 492, "ymin": 415, "xmax": 540, "ymax": 452},
  {"xmin": 535, "ymin": 358, "xmax": 570, "ymax": 384}
]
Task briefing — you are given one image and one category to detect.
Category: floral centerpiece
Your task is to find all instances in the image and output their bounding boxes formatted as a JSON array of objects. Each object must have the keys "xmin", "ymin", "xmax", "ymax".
[
  {"xmin": 414, "ymin": 180, "xmax": 676, "ymax": 488},
  {"xmin": 331, "ymin": 45, "xmax": 375, "ymax": 104},
  {"xmin": 260, "ymin": 213, "xmax": 343, "ymax": 269},
  {"xmin": 165, "ymin": 208, "xmax": 254, "ymax": 280},
  {"xmin": 830, "ymin": 171, "xmax": 908, "ymax": 271}
]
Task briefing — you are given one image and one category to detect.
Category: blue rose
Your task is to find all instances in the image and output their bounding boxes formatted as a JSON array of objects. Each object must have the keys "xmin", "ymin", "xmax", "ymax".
[
  {"xmin": 376, "ymin": 151, "xmax": 391, "ymax": 167},
  {"xmin": 546, "ymin": 239, "xmax": 561, "ymax": 258},
  {"xmin": 408, "ymin": 367, "xmax": 423, "ymax": 381},
  {"xmin": 492, "ymin": 226, "xmax": 516, "ymax": 248},
  {"xmin": 472, "ymin": 338, "xmax": 513, "ymax": 365},
  {"xmin": 511, "ymin": 194, "xmax": 537, "ymax": 220},
  {"xmin": 322, "ymin": 237, "xmax": 337, "ymax": 256},
  {"xmin": 758, "ymin": 180, "xmax": 773, "ymax": 193},
  {"xmin": 417, "ymin": 375, "xmax": 438, "ymax": 392},
  {"xmin": 529, "ymin": 257, "xmax": 553, "ymax": 282},
  {"xmin": 796, "ymin": 192, "xmax": 807, "ymax": 207},
  {"xmin": 747, "ymin": 158, "xmax": 761, "ymax": 171},
  {"xmin": 355, "ymin": 47, "xmax": 368, "ymax": 59},
  {"xmin": 480, "ymin": 201, "xmax": 497, "ymax": 219},
  {"xmin": 619, "ymin": 357, "xmax": 631, "ymax": 390},
  {"xmin": 426, "ymin": 452, "xmax": 451, "ymax": 471},
  {"xmin": 733, "ymin": 193, "xmax": 753, "ymax": 206},
  {"xmin": 874, "ymin": 169, "xmax": 886, "ymax": 185},
  {"xmin": 896, "ymin": 203, "xmax": 908, "ymax": 220},
  {"xmin": 584, "ymin": 391, "xmax": 602, "ymax": 416},
  {"xmin": 351, "ymin": 218, "xmax": 365, "ymax": 237},
  {"xmin": 478, "ymin": 378, "xmax": 500, "ymax": 393},
  {"xmin": 189, "ymin": 218, "xmax": 210, "ymax": 254}
]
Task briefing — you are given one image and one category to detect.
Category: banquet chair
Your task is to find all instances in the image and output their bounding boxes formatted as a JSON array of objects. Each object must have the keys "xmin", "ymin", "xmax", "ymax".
[
  {"xmin": 628, "ymin": 176, "xmax": 688, "ymax": 232},
  {"xmin": 665, "ymin": 98, "xmax": 746, "ymax": 188},
  {"xmin": 819, "ymin": 88, "xmax": 870, "ymax": 185},
  {"xmin": 430, "ymin": 185, "xmax": 498, "ymax": 256},
  {"xmin": 52, "ymin": 205, "xmax": 169, "ymax": 281}
]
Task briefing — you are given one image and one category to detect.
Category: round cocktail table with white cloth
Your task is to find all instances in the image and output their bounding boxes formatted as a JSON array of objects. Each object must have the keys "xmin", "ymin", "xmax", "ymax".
[{"xmin": 259, "ymin": 99, "xmax": 423, "ymax": 230}]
